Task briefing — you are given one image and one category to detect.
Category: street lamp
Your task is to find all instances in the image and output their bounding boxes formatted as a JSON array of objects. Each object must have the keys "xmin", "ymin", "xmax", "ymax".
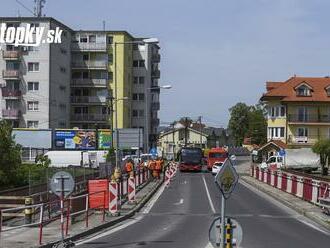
[{"xmin": 145, "ymin": 84, "xmax": 172, "ymax": 153}]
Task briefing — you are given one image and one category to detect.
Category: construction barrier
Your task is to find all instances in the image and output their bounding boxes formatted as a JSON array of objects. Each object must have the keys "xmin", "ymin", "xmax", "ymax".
[
  {"xmin": 128, "ymin": 177, "xmax": 136, "ymax": 203},
  {"xmin": 250, "ymin": 166, "xmax": 330, "ymax": 211}
]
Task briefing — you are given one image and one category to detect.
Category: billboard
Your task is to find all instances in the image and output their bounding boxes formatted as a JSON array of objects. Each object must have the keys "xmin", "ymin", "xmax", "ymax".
[
  {"xmin": 54, "ymin": 130, "xmax": 96, "ymax": 150},
  {"xmin": 113, "ymin": 128, "xmax": 143, "ymax": 149},
  {"xmin": 13, "ymin": 129, "xmax": 52, "ymax": 149},
  {"xmin": 98, "ymin": 130, "xmax": 112, "ymax": 149}
]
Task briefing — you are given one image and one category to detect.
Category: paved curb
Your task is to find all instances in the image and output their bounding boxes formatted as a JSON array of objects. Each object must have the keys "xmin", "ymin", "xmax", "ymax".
[
  {"xmin": 40, "ymin": 178, "xmax": 164, "ymax": 248},
  {"xmin": 240, "ymin": 176, "xmax": 330, "ymax": 230}
]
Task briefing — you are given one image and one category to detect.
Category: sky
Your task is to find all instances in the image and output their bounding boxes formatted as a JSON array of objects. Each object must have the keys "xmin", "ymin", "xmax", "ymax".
[{"xmin": 1, "ymin": 0, "xmax": 330, "ymax": 127}]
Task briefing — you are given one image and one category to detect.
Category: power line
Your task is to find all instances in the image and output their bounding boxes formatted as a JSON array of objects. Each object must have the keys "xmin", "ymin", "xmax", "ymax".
[{"xmin": 15, "ymin": 0, "xmax": 35, "ymax": 16}]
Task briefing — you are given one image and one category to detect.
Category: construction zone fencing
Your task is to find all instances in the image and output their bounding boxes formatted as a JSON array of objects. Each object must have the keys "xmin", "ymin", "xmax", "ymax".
[
  {"xmin": 251, "ymin": 166, "xmax": 330, "ymax": 214},
  {"xmin": 0, "ymin": 166, "xmax": 154, "ymax": 245}
]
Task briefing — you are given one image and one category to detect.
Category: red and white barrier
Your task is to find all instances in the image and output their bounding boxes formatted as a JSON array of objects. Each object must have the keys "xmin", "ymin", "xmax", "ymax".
[
  {"xmin": 109, "ymin": 182, "xmax": 118, "ymax": 214},
  {"xmin": 128, "ymin": 177, "xmax": 136, "ymax": 203},
  {"xmin": 165, "ymin": 167, "xmax": 171, "ymax": 187}
]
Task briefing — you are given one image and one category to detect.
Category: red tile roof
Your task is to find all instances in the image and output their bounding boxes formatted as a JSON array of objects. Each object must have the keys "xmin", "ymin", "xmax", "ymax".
[{"xmin": 261, "ymin": 76, "xmax": 330, "ymax": 102}]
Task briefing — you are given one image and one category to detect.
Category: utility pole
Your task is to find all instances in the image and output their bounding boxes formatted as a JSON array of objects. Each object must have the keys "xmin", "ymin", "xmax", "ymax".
[
  {"xmin": 34, "ymin": 0, "xmax": 46, "ymax": 17},
  {"xmin": 199, "ymin": 116, "xmax": 203, "ymax": 149}
]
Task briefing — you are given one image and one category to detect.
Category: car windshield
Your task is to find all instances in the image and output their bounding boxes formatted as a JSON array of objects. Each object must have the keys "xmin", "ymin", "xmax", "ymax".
[{"xmin": 209, "ymin": 152, "xmax": 227, "ymax": 158}]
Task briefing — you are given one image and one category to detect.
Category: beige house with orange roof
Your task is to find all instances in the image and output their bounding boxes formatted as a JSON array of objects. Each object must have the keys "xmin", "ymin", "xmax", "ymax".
[{"xmin": 261, "ymin": 76, "xmax": 330, "ymax": 147}]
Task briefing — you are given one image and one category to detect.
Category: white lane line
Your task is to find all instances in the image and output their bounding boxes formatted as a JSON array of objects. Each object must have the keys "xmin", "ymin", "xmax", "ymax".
[
  {"xmin": 142, "ymin": 184, "xmax": 165, "ymax": 214},
  {"xmin": 75, "ymin": 216, "xmax": 143, "ymax": 246},
  {"xmin": 174, "ymin": 198, "xmax": 184, "ymax": 205},
  {"xmin": 202, "ymin": 175, "xmax": 216, "ymax": 213},
  {"xmin": 296, "ymin": 218, "xmax": 330, "ymax": 236}
]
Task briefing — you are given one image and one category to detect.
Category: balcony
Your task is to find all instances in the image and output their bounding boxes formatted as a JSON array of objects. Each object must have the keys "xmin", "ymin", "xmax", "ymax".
[
  {"xmin": 2, "ymin": 70, "xmax": 20, "ymax": 79},
  {"xmin": 151, "ymin": 102, "xmax": 160, "ymax": 111},
  {"xmin": 71, "ymin": 96, "xmax": 107, "ymax": 104},
  {"xmin": 71, "ymin": 78, "xmax": 107, "ymax": 87},
  {"xmin": 151, "ymin": 54, "xmax": 161, "ymax": 63},
  {"xmin": 71, "ymin": 42, "xmax": 107, "ymax": 52},
  {"xmin": 151, "ymin": 69, "xmax": 160, "ymax": 78},
  {"xmin": 151, "ymin": 118, "xmax": 160, "ymax": 126},
  {"xmin": 2, "ymin": 109, "xmax": 21, "ymax": 119},
  {"xmin": 287, "ymin": 135, "xmax": 322, "ymax": 146},
  {"xmin": 1, "ymin": 88, "xmax": 22, "ymax": 98},
  {"xmin": 71, "ymin": 113, "xmax": 108, "ymax": 122},
  {"xmin": 3, "ymin": 51, "xmax": 21, "ymax": 60},
  {"xmin": 288, "ymin": 114, "xmax": 330, "ymax": 124},
  {"xmin": 71, "ymin": 60, "xmax": 108, "ymax": 70}
]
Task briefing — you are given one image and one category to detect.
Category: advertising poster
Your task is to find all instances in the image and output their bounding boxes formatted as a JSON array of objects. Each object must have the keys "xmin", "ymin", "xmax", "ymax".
[
  {"xmin": 98, "ymin": 130, "xmax": 112, "ymax": 149},
  {"xmin": 54, "ymin": 130, "xmax": 96, "ymax": 150}
]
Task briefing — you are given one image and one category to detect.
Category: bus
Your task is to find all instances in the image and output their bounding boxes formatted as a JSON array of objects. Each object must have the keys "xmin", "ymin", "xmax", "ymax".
[
  {"xmin": 207, "ymin": 147, "xmax": 228, "ymax": 171},
  {"xmin": 178, "ymin": 147, "xmax": 203, "ymax": 172}
]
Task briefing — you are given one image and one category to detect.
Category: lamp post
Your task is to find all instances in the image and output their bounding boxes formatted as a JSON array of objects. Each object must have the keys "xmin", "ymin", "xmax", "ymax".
[{"xmin": 145, "ymin": 85, "xmax": 172, "ymax": 153}]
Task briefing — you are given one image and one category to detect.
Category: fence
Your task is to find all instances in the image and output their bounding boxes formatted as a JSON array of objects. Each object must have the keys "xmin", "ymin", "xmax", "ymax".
[
  {"xmin": 0, "ymin": 167, "xmax": 152, "ymax": 245},
  {"xmin": 250, "ymin": 166, "xmax": 330, "ymax": 206}
]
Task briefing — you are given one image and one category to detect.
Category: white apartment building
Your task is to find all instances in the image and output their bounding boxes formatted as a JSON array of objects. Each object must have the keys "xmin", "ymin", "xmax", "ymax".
[
  {"xmin": 132, "ymin": 41, "xmax": 161, "ymax": 150},
  {"xmin": 0, "ymin": 17, "xmax": 72, "ymax": 128}
]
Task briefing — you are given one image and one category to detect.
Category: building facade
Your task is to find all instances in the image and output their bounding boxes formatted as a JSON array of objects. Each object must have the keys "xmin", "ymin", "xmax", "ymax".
[
  {"xmin": 0, "ymin": 17, "xmax": 72, "ymax": 128},
  {"xmin": 261, "ymin": 76, "xmax": 330, "ymax": 147},
  {"xmin": 0, "ymin": 17, "xmax": 161, "ymax": 151}
]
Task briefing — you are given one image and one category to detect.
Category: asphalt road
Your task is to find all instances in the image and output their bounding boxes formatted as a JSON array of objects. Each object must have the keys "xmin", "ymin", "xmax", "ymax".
[{"xmin": 78, "ymin": 159, "xmax": 330, "ymax": 248}]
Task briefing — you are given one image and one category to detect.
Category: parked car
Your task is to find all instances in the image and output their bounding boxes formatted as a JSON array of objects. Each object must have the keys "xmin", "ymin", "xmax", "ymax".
[{"xmin": 212, "ymin": 161, "xmax": 224, "ymax": 175}]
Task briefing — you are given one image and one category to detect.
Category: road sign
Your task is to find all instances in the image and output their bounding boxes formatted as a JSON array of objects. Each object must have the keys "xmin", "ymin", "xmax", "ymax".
[
  {"xmin": 149, "ymin": 147, "xmax": 158, "ymax": 157},
  {"xmin": 209, "ymin": 217, "xmax": 243, "ymax": 247},
  {"xmin": 215, "ymin": 158, "xmax": 239, "ymax": 199},
  {"xmin": 50, "ymin": 171, "xmax": 75, "ymax": 198},
  {"xmin": 278, "ymin": 149, "xmax": 286, "ymax": 156}
]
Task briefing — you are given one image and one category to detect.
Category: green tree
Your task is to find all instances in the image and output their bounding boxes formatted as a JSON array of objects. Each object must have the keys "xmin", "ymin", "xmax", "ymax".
[
  {"xmin": 312, "ymin": 139, "xmax": 330, "ymax": 176},
  {"xmin": 228, "ymin": 103, "xmax": 250, "ymax": 146},
  {"xmin": 247, "ymin": 105, "xmax": 267, "ymax": 145},
  {"xmin": 0, "ymin": 120, "xmax": 21, "ymax": 186}
]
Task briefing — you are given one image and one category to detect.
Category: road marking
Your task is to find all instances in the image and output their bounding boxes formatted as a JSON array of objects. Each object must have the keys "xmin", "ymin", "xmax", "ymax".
[
  {"xmin": 142, "ymin": 184, "xmax": 165, "ymax": 214},
  {"xmin": 174, "ymin": 198, "xmax": 184, "ymax": 205},
  {"xmin": 202, "ymin": 175, "xmax": 216, "ymax": 213},
  {"xmin": 296, "ymin": 218, "xmax": 330, "ymax": 236},
  {"xmin": 75, "ymin": 215, "xmax": 143, "ymax": 246}
]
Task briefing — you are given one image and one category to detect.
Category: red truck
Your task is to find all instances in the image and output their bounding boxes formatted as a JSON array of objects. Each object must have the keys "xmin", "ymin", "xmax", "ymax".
[{"xmin": 207, "ymin": 147, "xmax": 228, "ymax": 171}]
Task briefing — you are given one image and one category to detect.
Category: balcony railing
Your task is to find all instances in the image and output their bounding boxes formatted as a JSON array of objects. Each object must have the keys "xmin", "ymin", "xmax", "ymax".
[
  {"xmin": 71, "ymin": 42, "xmax": 107, "ymax": 52},
  {"xmin": 1, "ymin": 88, "xmax": 22, "ymax": 97},
  {"xmin": 151, "ymin": 54, "xmax": 161, "ymax": 63},
  {"xmin": 288, "ymin": 114, "xmax": 330, "ymax": 123},
  {"xmin": 71, "ymin": 60, "xmax": 108, "ymax": 69},
  {"xmin": 151, "ymin": 102, "xmax": 160, "ymax": 110},
  {"xmin": 2, "ymin": 70, "xmax": 20, "ymax": 79},
  {"xmin": 71, "ymin": 96, "xmax": 107, "ymax": 104},
  {"xmin": 151, "ymin": 69, "xmax": 160, "ymax": 78},
  {"xmin": 71, "ymin": 114, "xmax": 108, "ymax": 122},
  {"xmin": 71, "ymin": 78, "xmax": 107, "ymax": 87},
  {"xmin": 2, "ymin": 109, "xmax": 21, "ymax": 119},
  {"xmin": 288, "ymin": 135, "xmax": 324, "ymax": 145},
  {"xmin": 3, "ymin": 51, "xmax": 21, "ymax": 60}
]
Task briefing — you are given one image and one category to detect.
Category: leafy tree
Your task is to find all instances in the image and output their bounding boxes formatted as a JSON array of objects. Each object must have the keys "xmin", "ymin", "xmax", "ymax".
[
  {"xmin": 35, "ymin": 154, "xmax": 51, "ymax": 168},
  {"xmin": 312, "ymin": 139, "xmax": 330, "ymax": 175},
  {"xmin": 247, "ymin": 105, "xmax": 267, "ymax": 145},
  {"xmin": 228, "ymin": 103, "xmax": 250, "ymax": 146},
  {"xmin": 0, "ymin": 120, "xmax": 21, "ymax": 186}
]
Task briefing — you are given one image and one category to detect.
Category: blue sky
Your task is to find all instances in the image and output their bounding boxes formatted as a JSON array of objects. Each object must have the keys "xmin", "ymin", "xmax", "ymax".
[{"xmin": 1, "ymin": 0, "xmax": 330, "ymax": 127}]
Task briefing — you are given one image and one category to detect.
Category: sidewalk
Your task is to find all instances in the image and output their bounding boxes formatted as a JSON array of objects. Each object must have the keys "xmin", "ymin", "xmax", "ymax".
[
  {"xmin": 0, "ymin": 178, "xmax": 163, "ymax": 248},
  {"xmin": 241, "ymin": 175, "xmax": 330, "ymax": 229}
]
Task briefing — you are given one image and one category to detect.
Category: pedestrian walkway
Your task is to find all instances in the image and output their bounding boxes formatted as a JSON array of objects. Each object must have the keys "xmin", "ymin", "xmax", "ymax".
[
  {"xmin": 0, "ymin": 178, "xmax": 163, "ymax": 248},
  {"xmin": 241, "ymin": 175, "xmax": 330, "ymax": 229}
]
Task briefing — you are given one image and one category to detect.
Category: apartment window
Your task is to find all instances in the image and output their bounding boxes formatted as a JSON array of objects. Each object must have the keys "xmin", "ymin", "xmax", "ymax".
[
  {"xmin": 297, "ymin": 127, "xmax": 308, "ymax": 137},
  {"xmin": 28, "ymin": 62, "xmax": 39, "ymax": 72},
  {"xmin": 89, "ymin": 35, "xmax": 96, "ymax": 43},
  {"xmin": 132, "ymin": 110, "xmax": 138, "ymax": 117},
  {"xmin": 80, "ymin": 35, "xmax": 88, "ymax": 43},
  {"xmin": 139, "ymin": 77, "xmax": 145, "ymax": 84},
  {"xmin": 108, "ymin": 72, "xmax": 113, "ymax": 81},
  {"xmin": 268, "ymin": 127, "xmax": 285, "ymax": 139},
  {"xmin": 133, "ymin": 94, "xmax": 138, "ymax": 100},
  {"xmin": 133, "ymin": 44, "xmax": 138, "ymax": 50},
  {"xmin": 27, "ymin": 121, "xmax": 38, "ymax": 128},
  {"xmin": 139, "ymin": 93, "xmax": 145, "ymax": 101},
  {"xmin": 27, "ymin": 101, "xmax": 39, "ymax": 111},
  {"xmin": 59, "ymin": 104, "xmax": 66, "ymax": 109},
  {"xmin": 107, "ymin": 36, "xmax": 113, "ymax": 44},
  {"xmin": 27, "ymin": 82, "xmax": 39, "ymax": 91},
  {"xmin": 59, "ymin": 85, "xmax": 66, "ymax": 91},
  {"xmin": 60, "ymin": 48, "xmax": 67, "ymax": 54},
  {"xmin": 60, "ymin": 67, "xmax": 66, "ymax": 73},
  {"xmin": 269, "ymin": 105, "xmax": 286, "ymax": 118},
  {"xmin": 133, "ymin": 60, "xmax": 139, "ymax": 67},
  {"xmin": 83, "ymin": 54, "xmax": 89, "ymax": 61},
  {"xmin": 139, "ymin": 60, "xmax": 145, "ymax": 67},
  {"xmin": 139, "ymin": 110, "xmax": 144, "ymax": 117},
  {"xmin": 133, "ymin": 77, "xmax": 138, "ymax": 84},
  {"xmin": 108, "ymin": 54, "xmax": 113, "ymax": 64},
  {"xmin": 326, "ymin": 87, "xmax": 330, "ymax": 96},
  {"xmin": 83, "ymin": 71, "xmax": 89, "ymax": 79},
  {"xmin": 58, "ymin": 121, "xmax": 66, "ymax": 128}
]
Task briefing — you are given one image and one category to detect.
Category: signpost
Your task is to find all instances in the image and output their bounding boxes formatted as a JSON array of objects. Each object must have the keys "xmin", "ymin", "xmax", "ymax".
[
  {"xmin": 209, "ymin": 217, "xmax": 242, "ymax": 247},
  {"xmin": 213, "ymin": 158, "xmax": 239, "ymax": 248},
  {"xmin": 50, "ymin": 171, "xmax": 75, "ymax": 242}
]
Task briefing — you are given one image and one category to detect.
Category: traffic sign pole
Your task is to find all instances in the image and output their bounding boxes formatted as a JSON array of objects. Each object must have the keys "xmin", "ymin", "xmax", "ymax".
[
  {"xmin": 61, "ymin": 176, "xmax": 64, "ymax": 242},
  {"xmin": 220, "ymin": 194, "xmax": 226, "ymax": 248}
]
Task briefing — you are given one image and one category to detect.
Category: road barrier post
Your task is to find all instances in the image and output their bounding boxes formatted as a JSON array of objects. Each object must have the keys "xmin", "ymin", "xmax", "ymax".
[
  {"xmin": 109, "ymin": 182, "xmax": 118, "ymax": 215},
  {"xmin": 24, "ymin": 197, "xmax": 33, "ymax": 224},
  {"xmin": 225, "ymin": 218, "xmax": 232, "ymax": 248},
  {"xmin": 128, "ymin": 177, "xmax": 136, "ymax": 204}
]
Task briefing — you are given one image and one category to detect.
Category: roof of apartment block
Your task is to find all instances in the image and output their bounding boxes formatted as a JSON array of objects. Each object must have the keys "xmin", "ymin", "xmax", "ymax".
[{"xmin": 260, "ymin": 76, "xmax": 330, "ymax": 102}]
